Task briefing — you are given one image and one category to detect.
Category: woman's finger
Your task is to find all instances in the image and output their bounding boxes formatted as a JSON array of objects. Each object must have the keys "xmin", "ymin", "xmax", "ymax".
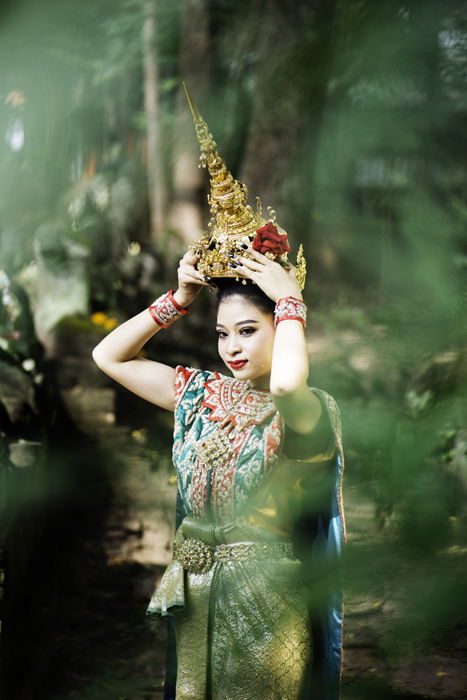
[
  {"xmin": 179, "ymin": 261, "xmax": 199, "ymax": 273},
  {"xmin": 179, "ymin": 262, "xmax": 208, "ymax": 280},
  {"xmin": 239, "ymin": 246, "xmax": 268, "ymax": 264},
  {"xmin": 227, "ymin": 263, "xmax": 252, "ymax": 278},
  {"xmin": 179, "ymin": 262, "xmax": 205, "ymax": 281},
  {"xmin": 181, "ymin": 250, "xmax": 201, "ymax": 266},
  {"xmin": 235, "ymin": 256, "xmax": 264, "ymax": 272},
  {"xmin": 180, "ymin": 272, "xmax": 210, "ymax": 286}
]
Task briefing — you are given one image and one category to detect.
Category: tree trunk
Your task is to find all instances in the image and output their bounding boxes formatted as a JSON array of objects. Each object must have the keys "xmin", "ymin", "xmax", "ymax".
[
  {"xmin": 168, "ymin": 0, "xmax": 211, "ymax": 246},
  {"xmin": 142, "ymin": 0, "xmax": 166, "ymax": 241},
  {"xmin": 239, "ymin": 0, "xmax": 338, "ymax": 260}
]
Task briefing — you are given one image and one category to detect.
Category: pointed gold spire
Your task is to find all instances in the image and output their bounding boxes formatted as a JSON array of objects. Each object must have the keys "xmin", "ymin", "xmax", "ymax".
[
  {"xmin": 182, "ymin": 82, "xmax": 261, "ymax": 243},
  {"xmin": 182, "ymin": 82, "xmax": 307, "ymax": 290}
]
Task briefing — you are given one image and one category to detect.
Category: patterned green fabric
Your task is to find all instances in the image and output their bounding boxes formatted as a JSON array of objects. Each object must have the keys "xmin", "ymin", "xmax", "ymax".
[{"xmin": 146, "ymin": 366, "xmax": 346, "ymax": 700}]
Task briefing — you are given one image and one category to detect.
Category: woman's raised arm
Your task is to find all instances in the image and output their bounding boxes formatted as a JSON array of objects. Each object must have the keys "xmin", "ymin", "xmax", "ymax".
[
  {"xmin": 234, "ymin": 245, "xmax": 322, "ymax": 434},
  {"xmin": 91, "ymin": 251, "xmax": 209, "ymax": 412}
]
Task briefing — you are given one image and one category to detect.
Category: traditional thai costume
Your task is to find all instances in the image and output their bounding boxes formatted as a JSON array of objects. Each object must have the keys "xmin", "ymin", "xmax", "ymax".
[{"xmin": 146, "ymin": 366, "xmax": 345, "ymax": 700}]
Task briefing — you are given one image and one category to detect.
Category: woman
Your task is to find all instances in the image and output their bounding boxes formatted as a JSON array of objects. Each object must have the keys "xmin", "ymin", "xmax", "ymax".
[{"xmin": 92, "ymin": 243, "xmax": 345, "ymax": 700}]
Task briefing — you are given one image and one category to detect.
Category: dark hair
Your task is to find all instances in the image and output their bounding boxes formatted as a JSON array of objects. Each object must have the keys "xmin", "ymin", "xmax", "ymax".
[{"xmin": 214, "ymin": 278, "xmax": 275, "ymax": 316}]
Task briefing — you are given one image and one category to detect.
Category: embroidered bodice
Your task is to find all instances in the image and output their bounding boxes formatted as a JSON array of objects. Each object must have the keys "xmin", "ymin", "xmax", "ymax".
[
  {"xmin": 173, "ymin": 366, "xmax": 283, "ymax": 524},
  {"xmin": 172, "ymin": 365, "xmax": 341, "ymax": 532}
]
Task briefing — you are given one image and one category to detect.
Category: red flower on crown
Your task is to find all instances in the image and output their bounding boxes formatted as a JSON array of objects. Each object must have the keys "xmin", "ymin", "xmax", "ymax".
[{"xmin": 252, "ymin": 222, "xmax": 290, "ymax": 258}]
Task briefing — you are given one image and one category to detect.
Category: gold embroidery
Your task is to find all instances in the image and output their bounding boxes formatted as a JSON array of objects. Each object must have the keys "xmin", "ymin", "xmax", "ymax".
[{"xmin": 192, "ymin": 427, "xmax": 235, "ymax": 469}]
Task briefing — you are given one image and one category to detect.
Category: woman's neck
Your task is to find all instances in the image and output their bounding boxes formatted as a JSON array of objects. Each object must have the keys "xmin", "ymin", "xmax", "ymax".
[{"xmin": 248, "ymin": 375, "xmax": 270, "ymax": 392}]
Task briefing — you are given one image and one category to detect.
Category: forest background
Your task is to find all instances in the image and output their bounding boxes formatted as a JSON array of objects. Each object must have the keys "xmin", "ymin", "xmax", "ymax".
[{"xmin": 1, "ymin": 0, "xmax": 467, "ymax": 698}]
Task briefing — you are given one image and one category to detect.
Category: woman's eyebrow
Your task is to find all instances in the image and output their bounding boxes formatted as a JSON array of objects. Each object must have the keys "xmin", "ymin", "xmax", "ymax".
[{"xmin": 216, "ymin": 319, "xmax": 260, "ymax": 329}]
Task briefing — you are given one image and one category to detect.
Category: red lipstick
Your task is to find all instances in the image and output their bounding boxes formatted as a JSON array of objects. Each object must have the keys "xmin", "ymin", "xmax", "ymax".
[{"xmin": 228, "ymin": 360, "xmax": 248, "ymax": 369}]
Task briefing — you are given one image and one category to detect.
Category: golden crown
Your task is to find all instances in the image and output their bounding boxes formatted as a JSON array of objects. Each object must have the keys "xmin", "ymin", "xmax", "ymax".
[{"xmin": 183, "ymin": 83, "xmax": 306, "ymax": 291}]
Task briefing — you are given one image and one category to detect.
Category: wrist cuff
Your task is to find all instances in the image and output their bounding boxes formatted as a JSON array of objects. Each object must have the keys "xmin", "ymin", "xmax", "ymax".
[
  {"xmin": 274, "ymin": 296, "xmax": 307, "ymax": 329},
  {"xmin": 149, "ymin": 289, "xmax": 189, "ymax": 328}
]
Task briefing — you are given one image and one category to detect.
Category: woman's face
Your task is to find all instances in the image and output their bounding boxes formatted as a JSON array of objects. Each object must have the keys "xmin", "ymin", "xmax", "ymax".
[{"xmin": 216, "ymin": 295, "xmax": 275, "ymax": 390}]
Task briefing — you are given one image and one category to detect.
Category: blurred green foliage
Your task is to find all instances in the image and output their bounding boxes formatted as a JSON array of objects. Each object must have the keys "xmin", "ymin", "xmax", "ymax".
[{"xmin": 1, "ymin": 0, "xmax": 467, "ymax": 696}]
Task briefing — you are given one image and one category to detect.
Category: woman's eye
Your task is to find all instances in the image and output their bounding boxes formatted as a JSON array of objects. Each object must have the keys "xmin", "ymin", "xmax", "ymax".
[{"xmin": 216, "ymin": 328, "xmax": 255, "ymax": 338}]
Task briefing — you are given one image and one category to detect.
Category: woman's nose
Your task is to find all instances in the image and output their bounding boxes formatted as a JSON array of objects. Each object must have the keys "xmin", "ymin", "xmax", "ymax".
[{"xmin": 226, "ymin": 334, "xmax": 241, "ymax": 355}]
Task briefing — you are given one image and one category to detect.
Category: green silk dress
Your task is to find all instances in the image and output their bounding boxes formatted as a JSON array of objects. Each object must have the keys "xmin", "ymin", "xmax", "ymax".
[{"xmin": 146, "ymin": 365, "xmax": 345, "ymax": 700}]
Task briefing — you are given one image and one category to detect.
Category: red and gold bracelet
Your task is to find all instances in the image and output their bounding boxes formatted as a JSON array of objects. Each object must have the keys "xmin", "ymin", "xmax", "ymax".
[
  {"xmin": 148, "ymin": 289, "xmax": 189, "ymax": 328},
  {"xmin": 274, "ymin": 296, "xmax": 307, "ymax": 329}
]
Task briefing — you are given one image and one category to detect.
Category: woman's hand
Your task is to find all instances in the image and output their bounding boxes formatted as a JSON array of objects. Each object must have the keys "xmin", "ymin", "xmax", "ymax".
[
  {"xmin": 232, "ymin": 246, "xmax": 303, "ymax": 302},
  {"xmin": 173, "ymin": 250, "xmax": 211, "ymax": 308}
]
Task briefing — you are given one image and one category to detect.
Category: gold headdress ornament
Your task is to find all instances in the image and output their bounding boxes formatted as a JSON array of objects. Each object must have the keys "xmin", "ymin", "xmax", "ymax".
[{"xmin": 183, "ymin": 82, "xmax": 306, "ymax": 290}]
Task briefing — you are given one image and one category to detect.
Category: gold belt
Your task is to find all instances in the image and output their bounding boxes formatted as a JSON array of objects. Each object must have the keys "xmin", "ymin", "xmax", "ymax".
[{"xmin": 173, "ymin": 538, "xmax": 295, "ymax": 575}]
